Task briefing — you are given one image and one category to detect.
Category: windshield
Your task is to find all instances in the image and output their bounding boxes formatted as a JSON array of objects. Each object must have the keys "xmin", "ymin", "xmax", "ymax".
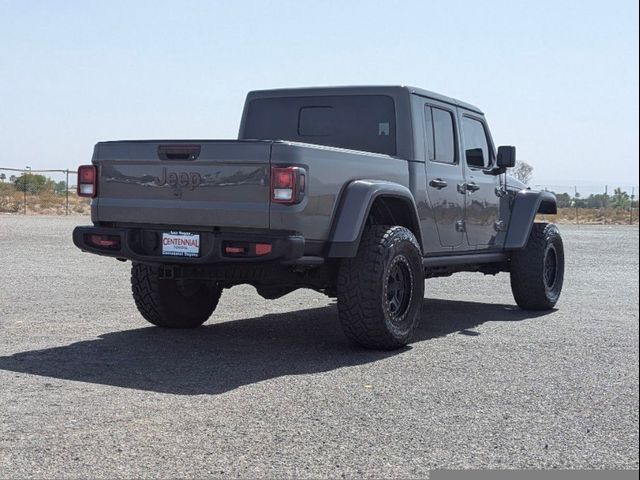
[{"xmin": 242, "ymin": 95, "xmax": 397, "ymax": 156}]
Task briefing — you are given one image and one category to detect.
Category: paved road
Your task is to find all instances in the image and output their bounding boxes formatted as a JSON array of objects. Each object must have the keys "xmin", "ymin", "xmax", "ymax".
[{"xmin": 0, "ymin": 216, "xmax": 638, "ymax": 478}]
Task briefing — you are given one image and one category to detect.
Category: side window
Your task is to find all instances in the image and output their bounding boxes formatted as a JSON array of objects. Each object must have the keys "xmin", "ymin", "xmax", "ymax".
[
  {"xmin": 431, "ymin": 107, "xmax": 456, "ymax": 164},
  {"xmin": 462, "ymin": 116, "xmax": 491, "ymax": 168}
]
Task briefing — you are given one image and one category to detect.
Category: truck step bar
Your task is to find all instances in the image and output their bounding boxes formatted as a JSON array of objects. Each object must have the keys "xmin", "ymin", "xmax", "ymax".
[
  {"xmin": 283, "ymin": 253, "xmax": 509, "ymax": 269},
  {"xmin": 422, "ymin": 252, "xmax": 508, "ymax": 268}
]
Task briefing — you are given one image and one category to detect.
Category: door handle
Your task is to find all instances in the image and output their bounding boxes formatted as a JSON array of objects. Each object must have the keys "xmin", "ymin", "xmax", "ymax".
[
  {"xmin": 429, "ymin": 178, "xmax": 448, "ymax": 189},
  {"xmin": 466, "ymin": 182, "xmax": 480, "ymax": 192}
]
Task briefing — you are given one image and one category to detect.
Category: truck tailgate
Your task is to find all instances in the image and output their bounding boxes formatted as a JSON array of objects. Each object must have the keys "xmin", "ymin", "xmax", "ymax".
[{"xmin": 93, "ymin": 140, "xmax": 272, "ymax": 228}]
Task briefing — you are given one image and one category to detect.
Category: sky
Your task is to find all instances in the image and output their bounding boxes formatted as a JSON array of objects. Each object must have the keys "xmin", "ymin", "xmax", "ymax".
[{"xmin": 1, "ymin": 0, "xmax": 638, "ymax": 189}]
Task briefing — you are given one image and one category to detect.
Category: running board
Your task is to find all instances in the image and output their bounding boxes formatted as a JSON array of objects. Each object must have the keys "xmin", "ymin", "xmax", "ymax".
[{"xmin": 423, "ymin": 252, "xmax": 508, "ymax": 268}]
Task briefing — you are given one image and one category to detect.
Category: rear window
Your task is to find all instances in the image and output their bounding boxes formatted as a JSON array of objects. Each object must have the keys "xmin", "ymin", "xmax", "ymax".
[{"xmin": 243, "ymin": 95, "xmax": 397, "ymax": 156}]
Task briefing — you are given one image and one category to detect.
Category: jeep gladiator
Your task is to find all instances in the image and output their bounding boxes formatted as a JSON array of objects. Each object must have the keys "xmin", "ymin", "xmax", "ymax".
[{"xmin": 73, "ymin": 86, "xmax": 564, "ymax": 349}]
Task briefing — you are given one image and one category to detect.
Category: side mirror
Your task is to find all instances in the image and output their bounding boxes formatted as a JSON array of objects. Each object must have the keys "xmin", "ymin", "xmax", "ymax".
[{"xmin": 497, "ymin": 145, "xmax": 516, "ymax": 168}]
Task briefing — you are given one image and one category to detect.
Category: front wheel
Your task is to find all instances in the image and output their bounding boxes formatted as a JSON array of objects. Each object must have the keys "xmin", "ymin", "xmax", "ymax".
[
  {"xmin": 510, "ymin": 223, "xmax": 565, "ymax": 310},
  {"xmin": 337, "ymin": 225, "xmax": 424, "ymax": 350},
  {"xmin": 131, "ymin": 263, "xmax": 222, "ymax": 328}
]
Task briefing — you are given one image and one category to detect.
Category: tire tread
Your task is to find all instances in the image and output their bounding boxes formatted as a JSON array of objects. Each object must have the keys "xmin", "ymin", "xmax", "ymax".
[
  {"xmin": 510, "ymin": 222, "xmax": 564, "ymax": 310},
  {"xmin": 131, "ymin": 263, "xmax": 221, "ymax": 328},
  {"xmin": 337, "ymin": 225, "xmax": 423, "ymax": 349}
]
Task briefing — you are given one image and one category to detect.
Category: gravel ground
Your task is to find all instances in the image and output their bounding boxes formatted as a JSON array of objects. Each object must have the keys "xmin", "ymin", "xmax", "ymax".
[{"xmin": 0, "ymin": 216, "xmax": 638, "ymax": 478}]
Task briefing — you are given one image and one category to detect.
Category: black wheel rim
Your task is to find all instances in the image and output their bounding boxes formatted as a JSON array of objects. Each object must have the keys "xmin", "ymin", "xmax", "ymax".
[
  {"xmin": 385, "ymin": 256, "xmax": 413, "ymax": 323},
  {"xmin": 543, "ymin": 246, "xmax": 558, "ymax": 290}
]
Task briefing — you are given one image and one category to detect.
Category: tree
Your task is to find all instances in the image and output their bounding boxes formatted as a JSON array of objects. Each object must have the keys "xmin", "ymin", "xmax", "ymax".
[
  {"xmin": 611, "ymin": 188, "xmax": 630, "ymax": 209},
  {"xmin": 0, "ymin": 173, "xmax": 5, "ymax": 182},
  {"xmin": 553, "ymin": 192, "xmax": 572, "ymax": 208},
  {"xmin": 511, "ymin": 161, "xmax": 534, "ymax": 185},
  {"xmin": 584, "ymin": 193, "xmax": 608, "ymax": 209},
  {"xmin": 53, "ymin": 180, "xmax": 68, "ymax": 195},
  {"xmin": 12, "ymin": 173, "xmax": 55, "ymax": 194}
]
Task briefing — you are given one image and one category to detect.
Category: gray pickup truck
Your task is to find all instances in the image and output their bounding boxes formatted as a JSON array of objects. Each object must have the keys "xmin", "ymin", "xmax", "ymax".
[{"xmin": 73, "ymin": 86, "xmax": 564, "ymax": 349}]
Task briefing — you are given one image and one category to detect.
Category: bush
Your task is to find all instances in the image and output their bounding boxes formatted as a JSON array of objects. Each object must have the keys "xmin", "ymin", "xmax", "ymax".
[
  {"xmin": 0, "ymin": 183, "xmax": 21, "ymax": 213},
  {"xmin": 12, "ymin": 174, "xmax": 56, "ymax": 194}
]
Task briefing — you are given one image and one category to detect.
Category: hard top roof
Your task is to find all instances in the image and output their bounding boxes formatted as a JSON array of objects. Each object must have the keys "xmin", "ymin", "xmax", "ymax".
[{"xmin": 246, "ymin": 85, "xmax": 483, "ymax": 115}]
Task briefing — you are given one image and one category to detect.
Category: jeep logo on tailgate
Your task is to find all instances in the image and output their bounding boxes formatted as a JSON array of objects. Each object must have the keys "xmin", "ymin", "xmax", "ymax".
[{"xmin": 155, "ymin": 167, "xmax": 202, "ymax": 190}]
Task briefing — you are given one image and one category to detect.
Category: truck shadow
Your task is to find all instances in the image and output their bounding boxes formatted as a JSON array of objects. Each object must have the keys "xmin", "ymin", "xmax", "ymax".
[{"xmin": 0, "ymin": 299, "xmax": 553, "ymax": 395}]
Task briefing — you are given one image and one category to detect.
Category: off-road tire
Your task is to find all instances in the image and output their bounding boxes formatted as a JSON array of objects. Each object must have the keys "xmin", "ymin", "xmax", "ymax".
[
  {"xmin": 337, "ymin": 225, "xmax": 424, "ymax": 350},
  {"xmin": 510, "ymin": 222, "xmax": 564, "ymax": 310},
  {"xmin": 131, "ymin": 263, "xmax": 222, "ymax": 328}
]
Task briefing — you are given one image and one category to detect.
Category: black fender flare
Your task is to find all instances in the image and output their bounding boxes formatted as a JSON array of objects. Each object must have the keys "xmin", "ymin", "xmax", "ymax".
[
  {"xmin": 327, "ymin": 180, "xmax": 423, "ymax": 257},
  {"xmin": 504, "ymin": 190, "xmax": 558, "ymax": 250}
]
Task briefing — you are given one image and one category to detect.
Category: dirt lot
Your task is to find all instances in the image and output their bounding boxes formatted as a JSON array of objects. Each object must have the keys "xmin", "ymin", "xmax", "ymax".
[{"xmin": 0, "ymin": 216, "xmax": 638, "ymax": 477}]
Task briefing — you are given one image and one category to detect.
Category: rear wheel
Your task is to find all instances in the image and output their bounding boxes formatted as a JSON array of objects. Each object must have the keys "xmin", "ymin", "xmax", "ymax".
[
  {"xmin": 131, "ymin": 263, "xmax": 222, "ymax": 328},
  {"xmin": 510, "ymin": 223, "xmax": 564, "ymax": 310},
  {"xmin": 337, "ymin": 225, "xmax": 424, "ymax": 350}
]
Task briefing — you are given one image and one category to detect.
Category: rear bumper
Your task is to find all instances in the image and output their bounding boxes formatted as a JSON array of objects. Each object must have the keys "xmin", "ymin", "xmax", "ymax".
[{"xmin": 72, "ymin": 225, "xmax": 305, "ymax": 264}]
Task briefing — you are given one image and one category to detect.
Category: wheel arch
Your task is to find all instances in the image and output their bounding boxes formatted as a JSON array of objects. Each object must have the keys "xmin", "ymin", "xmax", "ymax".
[
  {"xmin": 504, "ymin": 190, "xmax": 558, "ymax": 250},
  {"xmin": 327, "ymin": 180, "xmax": 423, "ymax": 257}
]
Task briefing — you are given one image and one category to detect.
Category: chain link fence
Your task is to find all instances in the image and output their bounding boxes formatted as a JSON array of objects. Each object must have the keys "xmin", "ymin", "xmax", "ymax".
[
  {"xmin": 1, "ymin": 167, "xmax": 637, "ymax": 224},
  {"xmin": 0, "ymin": 167, "xmax": 89, "ymax": 215},
  {"xmin": 532, "ymin": 184, "xmax": 638, "ymax": 225}
]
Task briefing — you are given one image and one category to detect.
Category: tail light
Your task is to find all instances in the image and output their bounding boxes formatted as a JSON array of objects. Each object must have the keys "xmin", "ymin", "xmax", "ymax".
[
  {"xmin": 271, "ymin": 166, "xmax": 306, "ymax": 204},
  {"xmin": 223, "ymin": 241, "xmax": 272, "ymax": 257},
  {"xmin": 85, "ymin": 234, "xmax": 120, "ymax": 250},
  {"xmin": 77, "ymin": 165, "xmax": 97, "ymax": 198}
]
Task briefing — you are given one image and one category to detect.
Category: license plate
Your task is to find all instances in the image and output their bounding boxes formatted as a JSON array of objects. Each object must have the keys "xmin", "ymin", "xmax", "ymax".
[{"xmin": 161, "ymin": 231, "xmax": 200, "ymax": 257}]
